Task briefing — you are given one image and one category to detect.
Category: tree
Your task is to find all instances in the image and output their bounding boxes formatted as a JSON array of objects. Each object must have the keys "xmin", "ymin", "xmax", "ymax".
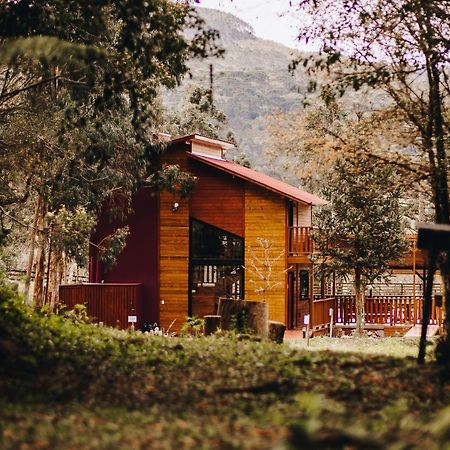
[
  {"xmin": 267, "ymin": 94, "xmax": 428, "ymax": 196},
  {"xmin": 312, "ymin": 157, "xmax": 408, "ymax": 335},
  {"xmin": 0, "ymin": 0, "xmax": 222, "ymax": 306},
  {"xmin": 244, "ymin": 238, "xmax": 285, "ymax": 303},
  {"xmin": 292, "ymin": 0, "xmax": 450, "ymax": 361},
  {"xmin": 166, "ymin": 85, "xmax": 229, "ymax": 138}
]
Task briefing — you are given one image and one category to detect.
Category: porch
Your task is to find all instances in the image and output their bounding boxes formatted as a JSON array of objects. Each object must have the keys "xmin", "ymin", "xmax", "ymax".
[{"xmin": 307, "ymin": 295, "xmax": 444, "ymax": 336}]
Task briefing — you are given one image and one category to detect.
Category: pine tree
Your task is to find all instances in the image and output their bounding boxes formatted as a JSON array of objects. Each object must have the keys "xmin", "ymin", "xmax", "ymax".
[{"xmin": 313, "ymin": 157, "xmax": 408, "ymax": 335}]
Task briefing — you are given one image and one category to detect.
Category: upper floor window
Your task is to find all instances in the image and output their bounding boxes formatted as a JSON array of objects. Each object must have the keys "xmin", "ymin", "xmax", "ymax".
[{"xmin": 190, "ymin": 218, "xmax": 244, "ymax": 262}]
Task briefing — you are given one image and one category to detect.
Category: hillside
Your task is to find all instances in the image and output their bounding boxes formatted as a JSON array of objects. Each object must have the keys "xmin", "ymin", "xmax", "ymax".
[{"xmin": 166, "ymin": 8, "xmax": 387, "ymax": 182}]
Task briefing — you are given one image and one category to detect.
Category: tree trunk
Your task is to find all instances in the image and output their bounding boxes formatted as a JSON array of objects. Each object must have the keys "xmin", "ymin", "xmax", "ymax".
[
  {"xmin": 217, "ymin": 298, "xmax": 269, "ymax": 338},
  {"xmin": 24, "ymin": 197, "xmax": 41, "ymax": 306},
  {"xmin": 48, "ymin": 246, "xmax": 62, "ymax": 310},
  {"xmin": 33, "ymin": 203, "xmax": 47, "ymax": 308},
  {"xmin": 354, "ymin": 269, "xmax": 365, "ymax": 336},
  {"xmin": 268, "ymin": 320, "xmax": 286, "ymax": 344}
]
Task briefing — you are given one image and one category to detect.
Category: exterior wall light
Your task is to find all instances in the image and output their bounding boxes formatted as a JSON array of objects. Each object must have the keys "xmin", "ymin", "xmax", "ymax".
[{"xmin": 172, "ymin": 202, "xmax": 180, "ymax": 212}]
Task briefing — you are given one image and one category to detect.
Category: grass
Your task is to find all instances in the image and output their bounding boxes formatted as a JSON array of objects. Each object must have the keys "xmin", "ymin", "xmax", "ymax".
[
  {"xmin": 287, "ymin": 335, "xmax": 436, "ymax": 358},
  {"xmin": 1, "ymin": 288, "xmax": 450, "ymax": 449}
]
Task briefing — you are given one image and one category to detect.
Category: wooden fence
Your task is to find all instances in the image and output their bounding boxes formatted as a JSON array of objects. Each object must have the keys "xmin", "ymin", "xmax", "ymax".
[
  {"xmin": 312, "ymin": 295, "xmax": 445, "ymax": 329},
  {"xmin": 59, "ymin": 283, "xmax": 143, "ymax": 329},
  {"xmin": 335, "ymin": 295, "xmax": 444, "ymax": 326}
]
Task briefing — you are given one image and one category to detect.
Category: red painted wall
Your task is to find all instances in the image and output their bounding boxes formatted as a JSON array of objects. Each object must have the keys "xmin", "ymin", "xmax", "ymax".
[{"xmin": 90, "ymin": 188, "xmax": 159, "ymax": 326}]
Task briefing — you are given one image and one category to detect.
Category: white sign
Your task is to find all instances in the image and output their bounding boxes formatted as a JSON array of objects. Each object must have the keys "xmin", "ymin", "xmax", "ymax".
[
  {"xmin": 304, "ymin": 314, "xmax": 310, "ymax": 325},
  {"xmin": 128, "ymin": 315, "xmax": 137, "ymax": 323},
  {"xmin": 329, "ymin": 308, "xmax": 334, "ymax": 316}
]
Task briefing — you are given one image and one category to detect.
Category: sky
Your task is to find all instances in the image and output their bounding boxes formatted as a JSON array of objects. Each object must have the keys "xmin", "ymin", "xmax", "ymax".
[{"xmin": 196, "ymin": 0, "xmax": 303, "ymax": 49}]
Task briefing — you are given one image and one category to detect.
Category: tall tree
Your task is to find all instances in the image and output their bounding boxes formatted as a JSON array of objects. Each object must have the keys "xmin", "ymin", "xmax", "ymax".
[
  {"xmin": 0, "ymin": 0, "xmax": 222, "ymax": 306},
  {"xmin": 313, "ymin": 157, "xmax": 408, "ymax": 335},
  {"xmin": 292, "ymin": 0, "xmax": 450, "ymax": 362}
]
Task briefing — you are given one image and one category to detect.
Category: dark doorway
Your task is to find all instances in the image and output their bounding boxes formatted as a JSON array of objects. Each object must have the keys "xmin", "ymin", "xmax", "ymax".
[{"xmin": 287, "ymin": 266, "xmax": 310, "ymax": 329}]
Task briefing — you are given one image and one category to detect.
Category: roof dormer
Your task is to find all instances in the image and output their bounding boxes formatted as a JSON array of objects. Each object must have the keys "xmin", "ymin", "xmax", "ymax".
[{"xmin": 170, "ymin": 134, "xmax": 234, "ymax": 160}]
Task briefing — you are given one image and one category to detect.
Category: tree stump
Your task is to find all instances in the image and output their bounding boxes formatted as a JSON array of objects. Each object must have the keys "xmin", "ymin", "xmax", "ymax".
[
  {"xmin": 268, "ymin": 320, "xmax": 286, "ymax": 344},
  {"xmin": 217, "ymin": 298, "xmax": 269, "ymax": 338},
  {"xmin": 204, "ymin": 315, "xmax": 221, "ymax": 335}
]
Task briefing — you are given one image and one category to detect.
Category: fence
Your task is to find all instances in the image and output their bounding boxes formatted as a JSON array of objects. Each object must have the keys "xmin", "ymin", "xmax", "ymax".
[
  {"xmin": 59, "ymin": 283, "xmax": 143, "ymax": 329},
  {"xmin": 311, "ymin": 295, "xmax": 444, "ymax": 330},
  {"xmin": 335, "ymin": 295, "xmax": 444, "ymax": 326}
]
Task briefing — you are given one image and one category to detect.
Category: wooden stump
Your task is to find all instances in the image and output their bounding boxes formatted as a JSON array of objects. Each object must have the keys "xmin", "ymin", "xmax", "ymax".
[
  {"xmin": 204, "ymin": 315, "xmax": 221, "ymax": 335},
  {"xmin": 217, "ymin": 298, "xmax": 269, "ymax": 338},
  {"xmin": 268, "ymin": 320, "xmax": 286, "ymax": 344}
]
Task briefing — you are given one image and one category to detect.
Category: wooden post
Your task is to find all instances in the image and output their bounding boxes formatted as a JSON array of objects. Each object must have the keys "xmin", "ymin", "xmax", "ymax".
[
  {"xmin": 304, "ymin": 313, "xmax": 310, "ymax": 347},
  {"xmin": 329, "ymin": 307, "xmax": 334, "ymax": 337}
]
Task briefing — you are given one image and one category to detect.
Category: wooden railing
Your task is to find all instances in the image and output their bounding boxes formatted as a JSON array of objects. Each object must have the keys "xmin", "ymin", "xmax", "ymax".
[
  {"xmin": 59, "ymin": 283, "xmax": 143, "ymax": 329},
  {"xmin": 288, "ymin": 226, "xmax": 313, "ymax": 256},
  {"xmin": 335, "ymin": 295, "xmax": 444, "ymax": 326}
]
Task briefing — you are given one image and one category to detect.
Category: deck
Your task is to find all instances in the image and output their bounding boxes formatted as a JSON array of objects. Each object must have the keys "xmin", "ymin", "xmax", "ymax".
[
  {"xmin": 307, "ymin": 295, "xmax": 444, "ymax": 336},
  {"xmin": 288, "ymin": 228, "xmax": 428, "ymax": 269}
]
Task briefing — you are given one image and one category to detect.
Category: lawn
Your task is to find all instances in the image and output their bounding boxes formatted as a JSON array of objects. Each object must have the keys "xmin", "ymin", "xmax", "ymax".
[
  {"xmin": 287, "ymin": 335, "xmax": 435, "ymax": 358},
  {"xmin": 1, "ymin": 288, "xmax": 449, "ymax": 449}
]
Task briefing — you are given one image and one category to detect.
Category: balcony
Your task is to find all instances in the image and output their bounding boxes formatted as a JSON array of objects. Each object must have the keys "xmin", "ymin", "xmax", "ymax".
[{"xmin": 288, "ymin": 226, "xmax": 314, "ymax": 259}]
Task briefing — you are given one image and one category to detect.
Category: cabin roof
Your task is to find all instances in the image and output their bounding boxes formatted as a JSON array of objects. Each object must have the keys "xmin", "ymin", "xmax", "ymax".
[{"xmin": 187, "ymin": 152, "xmax": 327, "ymax": 206}]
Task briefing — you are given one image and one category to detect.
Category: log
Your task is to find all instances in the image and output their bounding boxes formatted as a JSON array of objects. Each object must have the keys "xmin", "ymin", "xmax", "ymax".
[
  {"xmin": 204, "ymin": 315, "xmax": 221, "ymax": 335},
  {"xmin": 268, "ymin": 321, "xmax": 286, "ymax": 344},
  {"xmin": 217, "ymin": 298, "xmax": 269, "ymax": 338}
]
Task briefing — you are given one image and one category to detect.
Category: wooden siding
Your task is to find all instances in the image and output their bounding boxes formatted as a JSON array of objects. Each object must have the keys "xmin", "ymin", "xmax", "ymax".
[
  {"xmin": 244, "ymin": 183, "xmax": 286, "ymax": 323},
  {"xmin": 59, "ymin": 283, "xmax": 143, "ymax": 329},
  {"xmin": 188, "ymin": 160, "xmax": 245, "ymax": 237},
  {"xmin": 159, "ymin": 189, "xmax": 189, "ymax": 332}
]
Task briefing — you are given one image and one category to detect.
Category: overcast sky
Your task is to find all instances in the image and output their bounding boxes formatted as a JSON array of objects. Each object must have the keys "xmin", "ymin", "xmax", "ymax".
[{"xmin": 197, "ymin": 0, "xmax": 303, "ymax": 49}]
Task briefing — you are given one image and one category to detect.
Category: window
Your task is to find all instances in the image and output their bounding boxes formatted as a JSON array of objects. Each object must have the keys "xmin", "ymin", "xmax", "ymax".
[{"xmin": 190, "ymin": 219, "xmax": 244, "ymax": 262}]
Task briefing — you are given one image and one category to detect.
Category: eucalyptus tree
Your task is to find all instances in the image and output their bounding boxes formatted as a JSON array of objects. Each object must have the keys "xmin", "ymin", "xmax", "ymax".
[
  {"xmin": 293, "ymin": 0, "xmax": 450, "ymax": 363},
  {"xmin": 0, "ymin": 0, "xmax": 222, "ymax": 306}
]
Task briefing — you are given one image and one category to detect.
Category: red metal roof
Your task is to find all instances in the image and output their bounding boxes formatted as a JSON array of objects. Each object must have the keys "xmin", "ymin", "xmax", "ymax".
[{"xmin": 187, "ymin": 152, "xmax": 327, "ymax": 206}]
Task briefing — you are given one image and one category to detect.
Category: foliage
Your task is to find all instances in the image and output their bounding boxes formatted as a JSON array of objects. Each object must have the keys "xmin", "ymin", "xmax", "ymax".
[
  {"xmin": 291, "ymin": 0, "xmax": 450, "ymax": 358},
  {"xmin": 0, "ymin": 0, "xmax": 223, "ymax": 305},
  {"xmin": 267, "ymin": 96, "xmax": 427, "ymax": 196},
  {"xmin": 166, "ymin": 84, "xmax": 230, "ymax": 139},
  {"xmin": 180, "ymin": 316, "xmax": 205, "ymax": 337},
  {"xmin": 147, "ymin": 164, "xmax": 198, "ymax": 200},
  {"xmin": 96, "ymin": 226, "xmax": 130, "ymax": 271},
  {"xmin": 0, "ymin": 283, "xmax": 449, "ymax": 449},
  {"xmin": 312, "ymin": 157, "xmax": 408, "ymax": 333}
]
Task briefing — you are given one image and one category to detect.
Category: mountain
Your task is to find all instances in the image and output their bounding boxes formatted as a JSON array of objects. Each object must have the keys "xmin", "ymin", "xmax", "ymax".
[{"xmin": 165, "ymin": 8, "xmax": 386, "ymax": 182}]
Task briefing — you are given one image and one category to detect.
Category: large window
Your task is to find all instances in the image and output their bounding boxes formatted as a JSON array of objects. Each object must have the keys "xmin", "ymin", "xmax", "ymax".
[
  {"xmin": 190, "ymin": 219, "xmax": 244, "ymax": 262},
  {"xmin": 189, "ymin": 219, "xmax": 245, "ymax": 315}
]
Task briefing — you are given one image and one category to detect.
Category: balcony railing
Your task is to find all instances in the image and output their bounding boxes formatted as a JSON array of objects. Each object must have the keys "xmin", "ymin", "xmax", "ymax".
[{"xmin": 288, "ymin": 226, "xmax": 313, "ymax": 256}]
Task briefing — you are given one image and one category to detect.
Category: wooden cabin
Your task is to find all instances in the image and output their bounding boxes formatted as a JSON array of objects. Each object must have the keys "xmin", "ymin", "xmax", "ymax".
[{"xmin": 71, "ymin": 134, "xmax": 326, "ymax": 332}]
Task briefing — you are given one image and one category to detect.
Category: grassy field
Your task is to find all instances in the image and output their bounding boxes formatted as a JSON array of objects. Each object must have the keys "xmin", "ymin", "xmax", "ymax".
[
  {"xmin": 287, "ymin": 335, "xmax": 436, "ymax": 358},
  {"xmin": 1, "ymin": 289, "xmax": 449, "ymax": 449}
]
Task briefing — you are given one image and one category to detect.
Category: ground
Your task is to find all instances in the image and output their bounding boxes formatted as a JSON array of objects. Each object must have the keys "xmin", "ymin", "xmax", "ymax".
[{"xmin": 1, "ymin": 331, "xmax": 449, "ymax": 450}]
